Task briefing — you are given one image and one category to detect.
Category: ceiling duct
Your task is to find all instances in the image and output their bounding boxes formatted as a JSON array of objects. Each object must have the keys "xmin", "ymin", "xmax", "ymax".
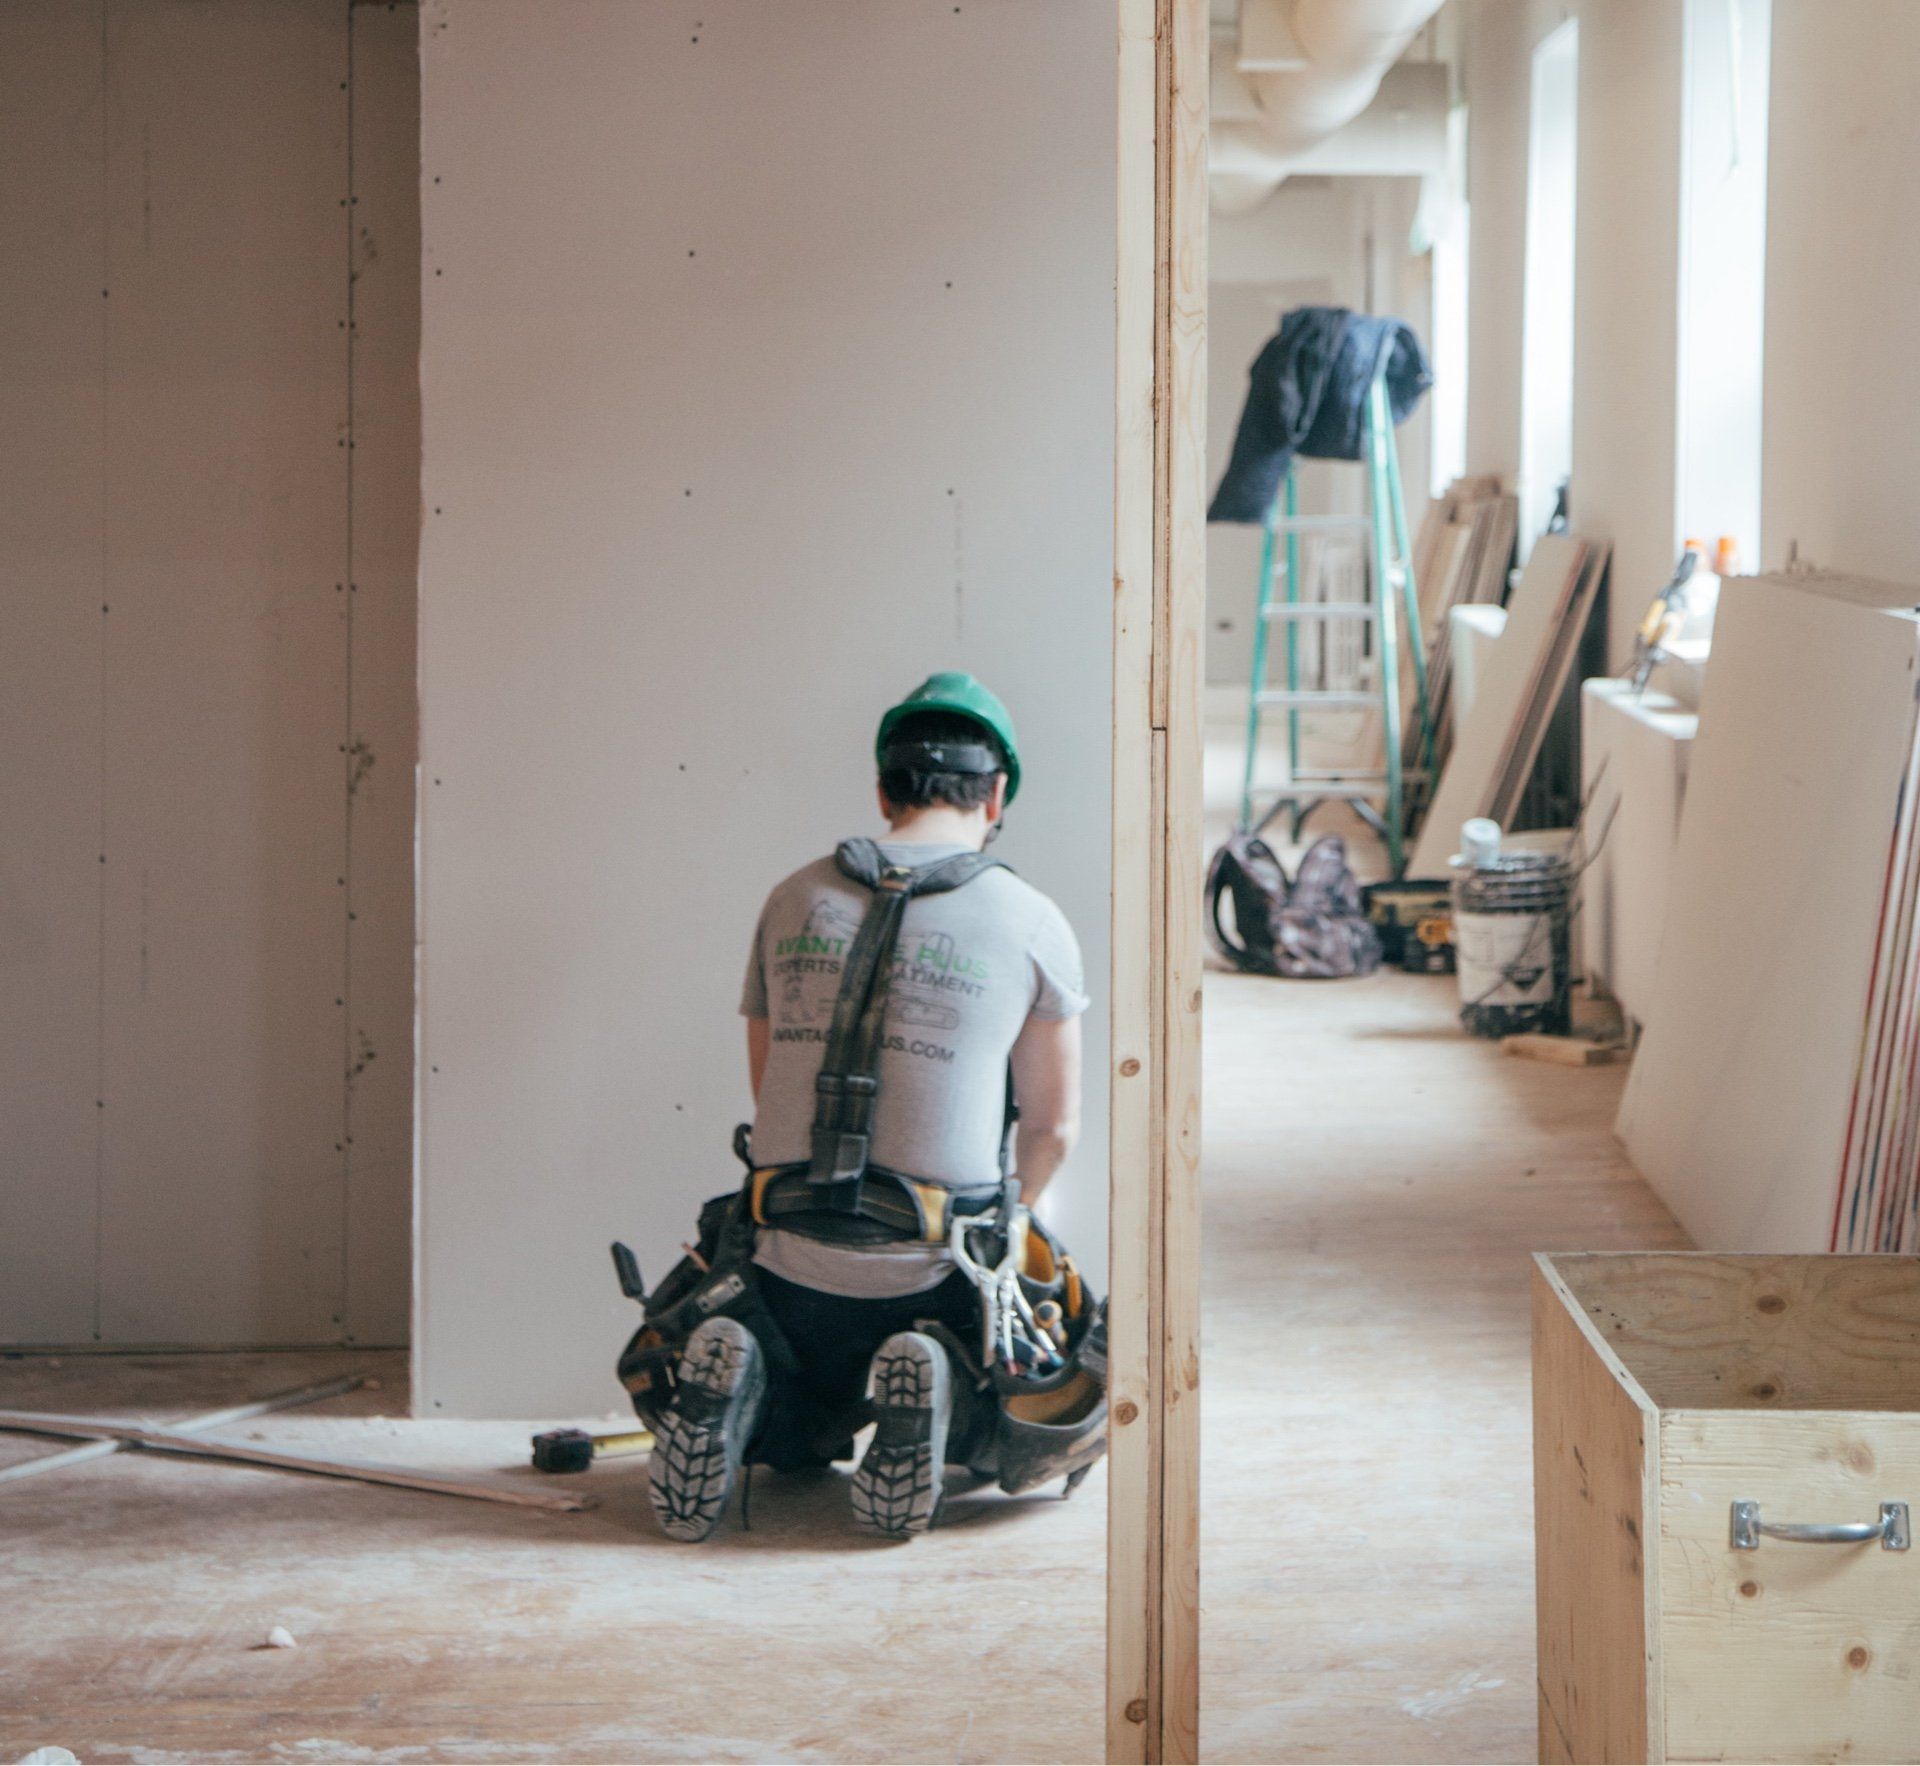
[{"xmin": 1212, "ymin": 0, "xmax": 1449, "ymax": 213}]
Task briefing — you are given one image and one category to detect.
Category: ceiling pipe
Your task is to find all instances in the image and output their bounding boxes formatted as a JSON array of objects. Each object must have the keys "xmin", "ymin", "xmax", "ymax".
[{"xmin": 1213, "ymin": 0, "xmax": 1447, "ymax": 212}]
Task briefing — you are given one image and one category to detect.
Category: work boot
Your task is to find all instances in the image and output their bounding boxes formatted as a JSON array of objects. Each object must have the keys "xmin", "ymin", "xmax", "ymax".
[
  {"xmin": 852, "ymin": 1331, "xmax": 952, "ymax": 1538},
  {"xmin": 648, "ymin": 1317, "xmax": 767, "ymax": 1542}
]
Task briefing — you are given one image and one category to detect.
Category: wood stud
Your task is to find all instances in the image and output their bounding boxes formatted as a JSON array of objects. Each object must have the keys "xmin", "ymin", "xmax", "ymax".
[{"xmin": 1108, "ymin": 0, "xmax": 1205, "ymax": 1758}]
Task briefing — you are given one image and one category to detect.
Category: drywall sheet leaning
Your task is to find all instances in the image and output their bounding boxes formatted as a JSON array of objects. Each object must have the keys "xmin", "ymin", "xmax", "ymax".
[
  {"xmin": 0, "ymin": 3, "xmax": 418, "ymax": 1347},
  {"xmin": 1409, "ymin": 533, "xmax": 1599, "ymax": 877},
  {"xmin": 1617, "ymin": 573, "xmax": 1920, "ymax": 1251},
  {"xmin": 1579, "ymin": 680, "xmax": 1696, "ymax": 1028},
  {"xmin": 416, "ymin": 3, "xmax": 1116, "ymax": 1416},
  {"xmin": 1447, "ymin": 603, "xmax": 1507, "ymax": 728}
]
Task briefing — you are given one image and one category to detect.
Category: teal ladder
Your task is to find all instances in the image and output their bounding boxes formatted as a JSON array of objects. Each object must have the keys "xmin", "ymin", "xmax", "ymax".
[{"xmin": 1238, "ymin": 370, "xmax": 1434, "ymax": 877}]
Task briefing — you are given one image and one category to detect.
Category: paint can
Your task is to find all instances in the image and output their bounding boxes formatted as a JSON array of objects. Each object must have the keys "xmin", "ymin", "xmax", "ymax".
[{"xmin": 1451, "ymin": 851, "xmax": 1574, "ymax": 1037}]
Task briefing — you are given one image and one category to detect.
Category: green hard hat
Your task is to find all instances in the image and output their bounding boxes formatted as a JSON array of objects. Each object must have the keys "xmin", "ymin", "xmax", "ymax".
[{"xmin": 875, "ymin": 671, "xmax": 1022, "ymax": 804}]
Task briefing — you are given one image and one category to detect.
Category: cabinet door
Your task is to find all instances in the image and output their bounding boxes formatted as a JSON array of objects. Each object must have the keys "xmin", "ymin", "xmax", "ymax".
[{"xmin": 1660, "ymin": 1410, "xmax": 1920, "ymax": 1763}]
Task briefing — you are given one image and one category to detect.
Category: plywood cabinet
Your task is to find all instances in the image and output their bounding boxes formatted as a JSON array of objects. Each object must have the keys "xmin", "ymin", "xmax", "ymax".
[{"xmin": 1534, "ymin": 1252, "xmax": 1920, "ymax": 1763}]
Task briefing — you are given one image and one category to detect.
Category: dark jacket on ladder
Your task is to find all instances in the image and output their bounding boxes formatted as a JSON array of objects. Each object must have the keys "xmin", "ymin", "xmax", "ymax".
[{"xmin": 1208, "ymin": 306, "xmax": 1433, "ymax": 525}]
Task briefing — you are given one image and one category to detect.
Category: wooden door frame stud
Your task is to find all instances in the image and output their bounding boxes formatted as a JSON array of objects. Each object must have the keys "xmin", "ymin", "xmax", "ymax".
[{"xmin": 1108, "ymin": 0, "xmax": 1207, "ymax": 1760}]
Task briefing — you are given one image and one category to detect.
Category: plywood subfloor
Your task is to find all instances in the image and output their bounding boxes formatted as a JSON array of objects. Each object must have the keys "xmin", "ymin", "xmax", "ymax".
[
  {"xmin": 1199, "ymin": 962, "xmax": 1686, "ymax": 1763},
  {"xmin": 0, "ymin": 1352, "xmax": 1104, "ymax": 1763},
  {"xmin": 2, "ymin": 757, "xmax": 1687, "ymax": 1764}
]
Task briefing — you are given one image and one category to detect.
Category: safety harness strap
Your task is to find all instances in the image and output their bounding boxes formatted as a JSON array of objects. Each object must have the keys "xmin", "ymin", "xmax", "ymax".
[{"xmin": 803, "ymin": 839, "xmax": 1007, "ymax": 1212}]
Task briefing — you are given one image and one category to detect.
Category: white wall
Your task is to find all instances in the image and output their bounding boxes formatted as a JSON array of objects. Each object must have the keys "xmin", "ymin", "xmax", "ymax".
[
  {"xmin": 416, "ymin": 0, "xmax": 1115, "ymax": 1417},
  {"xmin": 1761, "ymin": 0, "xmax": 1920, "ymax": 581},
  {"xmin": 0, "ymin": 1, "xmax": 417, "ymax": 1348},
  {"xmin": 1464, "ymin": 0, "xmax": 1682, "ymax": 663},
  {"xmin": 1570, "ymin": 0, "xmax": 1684, "ymax": 666},
  {"xmin": 1471, "ymin": 0, "xmax": 1920, "ymax": 636},
  {"xmin": 1462, "ymin": 0, "xmax": 1566, "ymax": 486}
]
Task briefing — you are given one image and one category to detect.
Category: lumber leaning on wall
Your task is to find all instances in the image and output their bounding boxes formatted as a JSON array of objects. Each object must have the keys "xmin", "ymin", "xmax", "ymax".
[{"xmin": 1109, "ymin": 0, "xmax": 1205, "ymax": 1758}]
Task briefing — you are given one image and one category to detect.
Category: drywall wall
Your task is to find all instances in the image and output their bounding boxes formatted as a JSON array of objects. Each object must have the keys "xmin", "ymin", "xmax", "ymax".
[
  {"xmin": 1568, "ymin": 0, "xmax": 1682, "ymax": 667},
  {"xmin": 1463, "ymin": 0, "xmax": 1682, "ymax": 663},
  {"xmin": 1761, "ymin": 1, "xmax": 1920, "ymax": 580},
  {"xmin": 416, "ymin": 1, "xmax": 1115, "ymax": 1416},
  {"xmin": 0, "ymin": 1, "xmax": 418, "ymax": 1347},
  {"xmin": 1461, "ymin": 0, "xmax": 1569, "ymax": 491}
]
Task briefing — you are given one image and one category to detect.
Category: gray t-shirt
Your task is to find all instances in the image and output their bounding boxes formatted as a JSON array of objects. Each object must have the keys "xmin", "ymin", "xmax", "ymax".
[{"xmin": 740, "ymin": 839, "xmax": 1088, "ymax": 1299}]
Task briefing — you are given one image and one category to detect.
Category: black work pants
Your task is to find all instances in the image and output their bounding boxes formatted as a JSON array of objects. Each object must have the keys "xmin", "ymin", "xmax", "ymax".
[{"xmin": 751, "ymin": 1266, "xmax": 980, "ymax": 1471}]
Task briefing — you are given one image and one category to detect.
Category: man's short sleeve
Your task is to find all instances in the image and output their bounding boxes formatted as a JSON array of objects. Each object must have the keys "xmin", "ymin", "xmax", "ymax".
[
  {"xmin": 1027, "ymin": 899, "xmax": 1090, "ymax": 1021},
  {"xmin": 740, "ymin": 901, "xmax": 770, "ymax": 1018}
]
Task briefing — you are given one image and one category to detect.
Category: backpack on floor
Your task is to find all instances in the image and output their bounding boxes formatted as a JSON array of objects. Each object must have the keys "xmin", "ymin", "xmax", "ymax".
[{"xmin": 1205, "ymin": 832, "xmax": 1383, "ymax": 980}]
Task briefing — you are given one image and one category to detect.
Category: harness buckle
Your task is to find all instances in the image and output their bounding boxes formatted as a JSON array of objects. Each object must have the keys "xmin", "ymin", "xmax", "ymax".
[{"xmin": 805, "ymin": 1126, "xmax": 871, "ymax": 1210}]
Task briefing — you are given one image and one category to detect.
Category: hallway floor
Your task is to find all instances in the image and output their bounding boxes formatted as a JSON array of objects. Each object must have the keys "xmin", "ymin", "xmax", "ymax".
[
  {"xmin": 1198, "ymin": 958, "xmax": 1686, "ymax": 1762},
  {"xmin": 1199, "ymin": 712, "xmax": 1687, "ymax": 1760}
]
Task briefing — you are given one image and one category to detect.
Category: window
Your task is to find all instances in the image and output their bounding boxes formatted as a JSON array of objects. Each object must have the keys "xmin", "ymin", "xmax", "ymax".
[
  {"xmin": 1676, "ymin": 0, "xmax": 1771, "ymax": 569},
  {"xmin": 1520, "ymin": 18, "xmax": 1579, "ymax": 557}
]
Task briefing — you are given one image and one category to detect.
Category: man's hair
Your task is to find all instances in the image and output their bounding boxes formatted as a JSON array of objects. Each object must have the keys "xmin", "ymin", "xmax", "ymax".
[{"xmin": 878, "ymin": 710, "xmax": 1006, "ymax": 811}]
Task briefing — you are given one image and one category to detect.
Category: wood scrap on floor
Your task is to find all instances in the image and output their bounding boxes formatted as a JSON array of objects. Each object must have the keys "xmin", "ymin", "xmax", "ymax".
[
  {"xmin": 0, "ymin": 1373, "xmax": 363, "ymax": 1485},
  {"xmin": 1501, "ymin": 1033, "xmax": 1624, "ymax": 1067},
  {"xmin": 0, "ymin": 1410, "xmax": 596, "ymax": 1513}
]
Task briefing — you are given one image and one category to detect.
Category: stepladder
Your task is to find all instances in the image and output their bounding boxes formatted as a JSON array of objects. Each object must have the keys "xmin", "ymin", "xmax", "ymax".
[{"xmin": 1238, "ymin": 370, "xmax": 1432, "ymax": 877}]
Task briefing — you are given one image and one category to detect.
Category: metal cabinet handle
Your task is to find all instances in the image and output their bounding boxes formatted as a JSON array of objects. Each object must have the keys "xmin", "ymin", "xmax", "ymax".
[{"xmin": 1731, "ymin": 1500, "xmax": 1910, "ymax": 1551}]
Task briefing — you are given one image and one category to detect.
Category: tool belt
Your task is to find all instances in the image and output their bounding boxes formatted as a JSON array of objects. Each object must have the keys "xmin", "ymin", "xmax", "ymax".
[{"xmin": 750, "ymin": 1163, "xmax": 1005, "ymax": 1244}]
